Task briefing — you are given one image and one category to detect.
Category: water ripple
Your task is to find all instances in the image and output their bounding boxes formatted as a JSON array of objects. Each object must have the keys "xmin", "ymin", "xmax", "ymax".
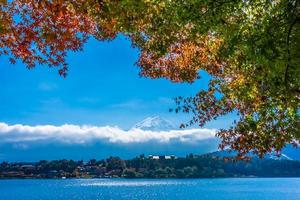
[{"xmin": 74, "ymin": 179, "xmax": 194, "ymax": 187}]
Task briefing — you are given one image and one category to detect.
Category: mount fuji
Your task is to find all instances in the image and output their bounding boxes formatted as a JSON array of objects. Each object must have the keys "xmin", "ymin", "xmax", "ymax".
[{"xmin": 132, "ymin": 116, "xmax": 177, "ymax": 131}]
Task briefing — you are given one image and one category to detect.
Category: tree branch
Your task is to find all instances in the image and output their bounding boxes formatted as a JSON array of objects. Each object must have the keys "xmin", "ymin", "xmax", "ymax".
[{"xmin": 285, "ymin": 19, "xmax": 297, "ymax": 84}]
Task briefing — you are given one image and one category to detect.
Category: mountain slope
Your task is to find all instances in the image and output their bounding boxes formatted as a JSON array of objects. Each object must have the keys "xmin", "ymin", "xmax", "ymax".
[{"xmin": 132, "ymin": 116, "xmax": 176, "ymax": 131}]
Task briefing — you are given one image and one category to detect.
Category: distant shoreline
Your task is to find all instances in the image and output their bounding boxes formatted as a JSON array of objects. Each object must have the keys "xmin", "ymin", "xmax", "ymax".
[
  {"xmin": 2, "ymin": 153, "xmax": 300, "ymax": 179},
  {"xmin": 3, "ymin": 176, "xmax": 300, "ymax": 180}
]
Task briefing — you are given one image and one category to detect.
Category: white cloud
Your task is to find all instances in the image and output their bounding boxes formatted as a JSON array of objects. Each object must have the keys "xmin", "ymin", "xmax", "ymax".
[
  {"xmin": 0, "ymin": 122, "xmax": 216, "ymax": 145},
  {"xmin": 38, "ymin": 82, "xmax": 58, "ymax": 91}
]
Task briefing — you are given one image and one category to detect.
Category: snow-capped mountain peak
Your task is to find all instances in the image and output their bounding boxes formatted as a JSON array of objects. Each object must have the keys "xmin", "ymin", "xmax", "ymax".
[
  {"xmin": 132, "ymin": 116, "xmax": 176, "ymax": 131},
  {"xmin": 267, "ymin": 153, "xmax": 292, "ymax": 161}
]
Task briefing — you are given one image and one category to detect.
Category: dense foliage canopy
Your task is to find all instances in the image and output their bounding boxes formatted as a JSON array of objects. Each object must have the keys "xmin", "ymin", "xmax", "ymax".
[{"xmin": 0, "ymin": 0, "xmax": 299, "ymax": 158}]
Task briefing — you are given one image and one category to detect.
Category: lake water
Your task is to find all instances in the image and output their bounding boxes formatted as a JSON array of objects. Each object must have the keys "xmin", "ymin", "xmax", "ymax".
[{"xmin": 1, "ymin": 178, "xmax": 300, "ymax": 200}]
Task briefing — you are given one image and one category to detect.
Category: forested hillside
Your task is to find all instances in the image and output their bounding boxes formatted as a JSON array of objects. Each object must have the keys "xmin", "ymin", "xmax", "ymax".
[{"xmin": 1, "ymin": 153, "xmax": 300, "ymax": 179}]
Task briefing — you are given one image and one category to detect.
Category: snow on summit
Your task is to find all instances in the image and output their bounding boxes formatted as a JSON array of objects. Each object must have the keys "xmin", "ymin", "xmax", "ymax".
[{"xmin": 132, "ymin": 116, "xmax": 177, "ymax": 131}]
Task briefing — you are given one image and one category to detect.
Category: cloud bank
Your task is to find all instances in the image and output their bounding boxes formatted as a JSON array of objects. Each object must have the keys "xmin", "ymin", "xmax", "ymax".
[{"xmin": 0, "ymin": 122, "xmax": 216, "ymax": 145}]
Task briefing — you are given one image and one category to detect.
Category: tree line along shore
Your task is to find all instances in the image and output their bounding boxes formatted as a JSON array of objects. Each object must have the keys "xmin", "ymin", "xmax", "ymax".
[{"xmin": 1, "ymin": 153, "xmax": 300, "ymax": 179}]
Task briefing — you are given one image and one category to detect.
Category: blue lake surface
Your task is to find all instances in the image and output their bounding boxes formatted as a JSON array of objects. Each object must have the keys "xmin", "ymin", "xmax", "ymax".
[{"xmin": 1, "ymin": 178, "xmax": 300, "ymax": 200}]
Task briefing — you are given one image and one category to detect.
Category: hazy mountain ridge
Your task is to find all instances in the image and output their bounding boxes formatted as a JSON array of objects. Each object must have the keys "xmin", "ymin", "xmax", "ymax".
[{"xmin": 207, "ymin": 150, "xmax": 293, "ymax": 161}]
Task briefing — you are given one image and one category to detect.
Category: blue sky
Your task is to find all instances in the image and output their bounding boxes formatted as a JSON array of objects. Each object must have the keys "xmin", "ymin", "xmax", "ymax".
[
  {"xmin": 0, "ymin": 35, "xmax": 237, "ymax": 161},
  {"xmin": 0, "ymin": 35, "xmax": 236, "ymax": 129}
]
